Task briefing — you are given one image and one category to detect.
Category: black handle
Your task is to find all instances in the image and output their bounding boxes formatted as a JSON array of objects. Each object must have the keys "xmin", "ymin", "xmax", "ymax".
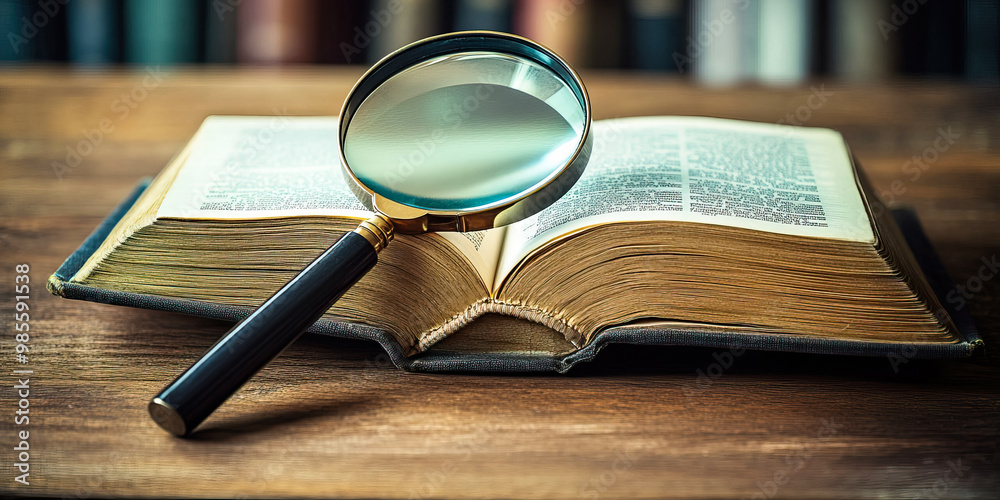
[{"xmin": 149, "ymin": 230, "xmax": 379, "ymax": 436}]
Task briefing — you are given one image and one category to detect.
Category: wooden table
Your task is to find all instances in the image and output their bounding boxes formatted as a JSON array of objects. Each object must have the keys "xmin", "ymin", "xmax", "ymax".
[{"xmin": 1, "ymin": 67, "xmax": 998, "ymax": 499}]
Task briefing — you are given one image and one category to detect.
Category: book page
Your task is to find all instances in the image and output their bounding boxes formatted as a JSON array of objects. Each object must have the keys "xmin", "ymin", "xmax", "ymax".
[
  {"xmin": 496, "ymin": 116, "xmax": 875, "ymax": 290},
  {"xmin": 439, "ymin": 229, "xmax": 506, "ymax": 290},
  {"xmin": 156, "ymin": 116, "xmax": 503, "ymax": 285},
  {"xmin": 157, "ymin": 116, "xmax": 369, "ymax": 219}
]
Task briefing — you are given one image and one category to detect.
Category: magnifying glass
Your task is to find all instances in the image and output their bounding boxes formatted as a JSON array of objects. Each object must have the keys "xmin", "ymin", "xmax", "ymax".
[{"xmin": 147, "ymin": 31, "xmax": 592, "ymax": 436}]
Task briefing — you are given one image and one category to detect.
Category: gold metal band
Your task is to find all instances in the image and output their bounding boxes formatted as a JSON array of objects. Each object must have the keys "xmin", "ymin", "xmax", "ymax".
[{"xmin": 353, "ymin": 213, "xmax": 395, "ymax": 252}]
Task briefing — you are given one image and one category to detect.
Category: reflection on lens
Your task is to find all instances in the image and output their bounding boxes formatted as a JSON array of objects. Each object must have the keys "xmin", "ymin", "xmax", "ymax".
[{"xmin": 344, "ymin": 52, "xmax": 586, "ymax": 212}]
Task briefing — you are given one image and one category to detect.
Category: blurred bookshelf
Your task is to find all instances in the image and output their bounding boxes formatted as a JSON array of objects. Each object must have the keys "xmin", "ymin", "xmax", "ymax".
[{"xmin": 0, "ymin": 0, "xmax": 996, "ymax": 85}]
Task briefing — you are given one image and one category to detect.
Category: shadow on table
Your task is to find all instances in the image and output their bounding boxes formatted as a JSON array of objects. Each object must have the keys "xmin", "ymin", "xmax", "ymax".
[{"xmin": 188, "ymin": 395, "xmax": 374, "ymax": 441}]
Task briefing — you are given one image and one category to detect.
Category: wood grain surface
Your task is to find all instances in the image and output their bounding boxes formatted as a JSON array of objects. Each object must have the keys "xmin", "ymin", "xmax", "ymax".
[{"xmin": 1, "ymin": 67, "xmax": 998, "ymax": 499}]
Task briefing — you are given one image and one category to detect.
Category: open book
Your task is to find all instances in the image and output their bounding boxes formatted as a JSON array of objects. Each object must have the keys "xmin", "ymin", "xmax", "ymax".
[{"xmin": 50, "ymin": 115, "xmax": 980, "ymax": 366}]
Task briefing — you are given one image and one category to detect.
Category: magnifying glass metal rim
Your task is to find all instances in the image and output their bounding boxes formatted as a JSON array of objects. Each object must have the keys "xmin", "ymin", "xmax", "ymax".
[
  {"xmin": 148, "ymin": 31, "xmax": 592, "ymax": 437},
  {"xmin": 338, "ymin": 30, "xmax": 593, "ymax": 234}
]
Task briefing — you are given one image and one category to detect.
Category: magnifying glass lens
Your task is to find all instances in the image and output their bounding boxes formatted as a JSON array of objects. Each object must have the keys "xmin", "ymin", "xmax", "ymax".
[{"xmin": 344, "ymin": 52, "xmax": 586, "ymax": 211}]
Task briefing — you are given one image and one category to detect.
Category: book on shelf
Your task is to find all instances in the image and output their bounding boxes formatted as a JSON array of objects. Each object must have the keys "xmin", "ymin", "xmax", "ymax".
[
  {"xmin": 897, "ymin": 0, "xmax": 965, "ymax": 78},
  {"xmin": 0, "ymin": 0, "xmax": 30, "ymax": 62},
  {"xmin": 48, "ymin": 115, "xmax": 982, "ymax": 372},
  {"xmin": 691, "ymin": 0, "xmax": 756, "ymax": 85},
  {"xmin": 67, "ymin": 0, "xmax": 120, "ymax": 65},
  {"xmin": 455, "ymin": 0, "xmax": 512, "ymax": 32},
  {"xmin": 316, "ymin": 1, "xmax": 361, "ymax": 64},
  {"xmin": 829, "ymin": 0, "xmax": 891, "ymax": 82},
  {"xmin": 585, "ymin": 0, "xmax": 626, "ymax": 68},
  {"xmin": 368, "ymin": 0, "xmax": 442, "ymax": 63},
  {"xmin": 921, "ymin": 0, "xmax": 965, "ymax": 77},
  {"xmin": 515, "ymin": 0, "xmax": 589, "ymax": 68},
  {"xmin": 204, "ymin": 0, "xmax": 238, "ymax": 64},
  {"xmin": 628, "ymin": 0, "xmax": 684, "ymax": 72},
  {"xmin": 756, "ymin": 0, "xmax": 811, "ymax": 85},
  {"xmin": 236, "ymin": 0, "xmax": 318, "ymax": 65},
  {"xmin": 124, "ymin": 0, "xmax": 198, "ymax": 65},
  {"xmin": 965, "ymin": 0, "xmax": 999, "ymax": 83}
]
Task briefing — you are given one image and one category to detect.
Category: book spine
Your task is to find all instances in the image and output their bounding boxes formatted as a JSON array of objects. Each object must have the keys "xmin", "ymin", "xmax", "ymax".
[
  {"xmin": 586, "ymin": 0, "xmax": 626, "ymax": 68},
  {"xmin": 236, "ymin": 0, "xmax": 318, "ymax": 65},
  {"xmin": 514, "ymin": 0, "xmax": 589, "ymax": 68},
  {"xmin": 628, "ymin": 0, "xmax": 683, "ymax": 71},
  {"xmin": 896, "ymin": 0, "xmax": 964, "ymax": 77},
  {"xmin": 315, "ymin": 1, "xmax": 359, "ymax": 64},
  {"xmin": 922, "ymin": 0, "xmax": 964, "ymax": 77},
  {"xmin": 756, "ymin": 0, "xmax": 812, "ymax": 85},
  {"xmin": 66, "ymin": 0, "xmax": 118, "ymax": 65},
  {"xmin": 965, "ymin": 0, "xmax": 999, "ymax": 83},
  {"xmin": 416, "ymin": 298, "xmax": 582, "ymax": 352},
  {"xmin": 829, "ymin": 0, "xmax": 891, "ymax": 82},
  {"xmin": 739, "ymin": 0, "xmax": 759, "ymax": 80},
  {"xmin": 124, "ymin": 0, "xmax": 198, "ymax": 65},
  {"xmin": 454, "ymin": 0, "xmax": 512, "ymax": 31},
  {"xmin": 0, "ymin": 0, "xmax": 31, "ymax": 62},
  {"xmin": 368, "ymin": 0, "xmax": 441, "ymax": 63},
  {"xmin": 68, "ymin": 0, "xmax": 120, "ymax": 65},
  {"xmin": 204, "ymin": 0, "xmax": 238, "ymax": 64},
  {"xmin": 12, "ymin": 0, "xmax": 69, "ymax": 61},
  {"xmin": 691, "ymin": 0, "xmax": 748, "ymax": 86}
]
